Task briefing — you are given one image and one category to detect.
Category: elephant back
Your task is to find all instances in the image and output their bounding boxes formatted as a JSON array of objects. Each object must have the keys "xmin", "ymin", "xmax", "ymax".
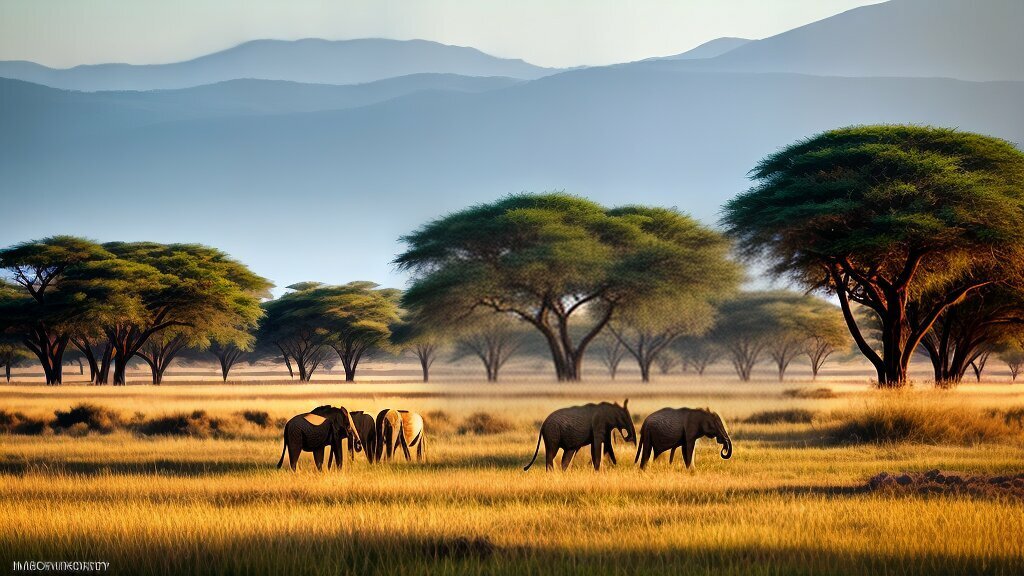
[
  {"xmin": 399, "ymin": 411, "xmax": 424, "ymax": 445},
  {"xmin": 643, "ymin": 408, "xmax": 688, "ymax": 439}
]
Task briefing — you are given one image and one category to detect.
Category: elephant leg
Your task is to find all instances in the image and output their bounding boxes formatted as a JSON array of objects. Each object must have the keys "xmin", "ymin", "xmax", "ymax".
[
  {"xmin": 543, "ymin": 437, "xmax": 558, "ymax": 471},
  {"xmin": 334, "ymin": 442, "xmax": 344, "ymax": 471},
  {"xmin": 682, "ymin": 439, "xmax": 697, "ymax": 469},
  {"xmin": 288, "ymin": 444, "xmax": 301, "ymax": 471},
  {"xmin": 561, "ymin": 448, "xmax": 578, "ymax": 471},
  {"xmin": 604, "ymin": 434, "xmax": 617, "ymax": 466},
  {"xmin": 313, "ymin": 448, "xmax": 325, "ymax": 471},
  {"xmin": 591, "ymin": 440, "xmax": 603, "ymax": 471},
  {"xmin": 639, "ymin": 441, "xmax": 653, "ymax": 470},
  {"xmin": 400, "ymin": 436, "xmax": 412, "ymax": 462},
  {"xmin": 417, "ymin": 436, "xmax": 424, "ymax": 462},
  {"xmin": 669, "ymin": 447, "xmax": 677, "ymax": 464}
]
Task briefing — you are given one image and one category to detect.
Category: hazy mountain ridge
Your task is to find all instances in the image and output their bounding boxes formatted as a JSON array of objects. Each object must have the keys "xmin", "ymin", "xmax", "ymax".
[
  {"xmin": 671, "ymin": 0, "xmax": 1024, "ymax": 81},
  {"xmin": 4, "ymin": 67, "xmax": 1022, "ymax": 284},
  {"xmin": 0, "ymin": 38, "xmax": 556, "ymax": 91}
]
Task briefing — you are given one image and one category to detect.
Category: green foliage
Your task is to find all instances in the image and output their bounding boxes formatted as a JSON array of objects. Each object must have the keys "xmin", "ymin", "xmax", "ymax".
[
  {"xmin": 396, "ymin": 193, "xmax": 741, "ymax": 380},
  {"xmin": 723, "ymin": 126, "xmax": 1024, "ymax": 386},
  {"xmin": 257, "ymin": 282, "xmax": 401, "ymax": 381}
]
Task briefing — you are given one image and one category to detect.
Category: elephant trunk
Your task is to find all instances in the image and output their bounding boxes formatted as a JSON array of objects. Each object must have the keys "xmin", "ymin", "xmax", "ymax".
[{"xmin": 720, "ymin": 437, "xmax": 733, "ymax": 460}]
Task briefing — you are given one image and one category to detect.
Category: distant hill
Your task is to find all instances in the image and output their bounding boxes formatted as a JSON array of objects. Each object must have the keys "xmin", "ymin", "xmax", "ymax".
[
  {"xmin": 649, "ymin": 38, "xmax": 751, "ymax": 61},
  {"xmin": 4, "ymin": 68, "xmax": 1023, "ymax": 285},
  {"xmin": 0, "ymin": 38, "xmax": 556, "ymax": 91},
  {"xmin": 675, "ymin": 0, "xmax": 1024, "ymax": 81}
]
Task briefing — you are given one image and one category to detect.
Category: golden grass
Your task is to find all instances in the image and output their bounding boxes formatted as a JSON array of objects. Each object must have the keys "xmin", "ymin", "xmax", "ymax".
[{"xmin": 1, "ymin": 378, "xmax": 1024, "ymax": 575}]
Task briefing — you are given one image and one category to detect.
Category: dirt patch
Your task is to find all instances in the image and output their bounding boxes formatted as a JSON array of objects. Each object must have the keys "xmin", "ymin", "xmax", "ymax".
[
  {"xmin": 782, "ymin": 387, "xmax": 837, "ymax": 399},
  {"xmin": 458, "ymin": 412, "xmax": 515, "ymax": 435},
  {"xmin": 867, "ymin": 469, "xmax": 1024, "ymax": 500}
]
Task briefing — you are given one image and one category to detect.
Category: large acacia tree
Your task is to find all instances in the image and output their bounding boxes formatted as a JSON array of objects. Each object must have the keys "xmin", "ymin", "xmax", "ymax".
[
  {"xmin": 724, "ymin": 126, "xmax": 1024, "ymax": 387},
  {"xmin": 396, "ymin": 194, "xmax": 740, "ymax": 381},
  {"xmin": 68, "ymin": 242, "xmax": 270, "ymax": 385}
]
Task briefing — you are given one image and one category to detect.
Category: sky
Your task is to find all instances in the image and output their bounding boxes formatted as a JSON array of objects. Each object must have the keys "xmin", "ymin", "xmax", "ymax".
[{"xmin": 1, "ymin": 0, "xmax": 884, "ymax": 68}]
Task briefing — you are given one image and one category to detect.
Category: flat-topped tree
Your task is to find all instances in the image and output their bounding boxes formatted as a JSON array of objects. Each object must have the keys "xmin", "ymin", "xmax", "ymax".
[
  {"xmin": 724, "ymin": 126, "xmax": 1024, "ymax": 387},
  {"xmin": 0, "ymin": 237, "xmax": 112, "ymax": 385},
  {"xmin": 70, "ymin": 242, "xmax": 270, "ymax": 385},
  {"xmin": 258, "ymin": 282, "xmax": 399, "ymax": 382},
  {"xmin": 396, "ymin": 193, "xmax": 740, "ymax": 381}
]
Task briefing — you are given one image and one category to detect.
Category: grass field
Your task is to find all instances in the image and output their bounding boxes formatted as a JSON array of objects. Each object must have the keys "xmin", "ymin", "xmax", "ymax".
[{"xmin": 2, "ymin": 377, "xmax": 1024, "ymax": 575}]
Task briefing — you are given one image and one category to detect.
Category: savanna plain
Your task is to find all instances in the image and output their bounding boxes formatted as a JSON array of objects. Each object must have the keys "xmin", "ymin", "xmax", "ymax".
[{"xmin": 2, "ymin": 365, "xmax": 1024, "ymax": 575}]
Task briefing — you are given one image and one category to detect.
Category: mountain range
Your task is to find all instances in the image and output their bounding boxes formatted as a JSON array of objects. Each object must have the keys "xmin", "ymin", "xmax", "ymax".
[{"xmin": 1, "ymin": 0, "xmax": 1022, "ymax": 288}]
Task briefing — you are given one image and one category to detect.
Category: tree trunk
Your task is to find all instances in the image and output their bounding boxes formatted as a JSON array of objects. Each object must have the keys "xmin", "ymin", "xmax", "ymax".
[{"xmin": 5, "ymin": 363, "xmax": 10, "ymax": 383}]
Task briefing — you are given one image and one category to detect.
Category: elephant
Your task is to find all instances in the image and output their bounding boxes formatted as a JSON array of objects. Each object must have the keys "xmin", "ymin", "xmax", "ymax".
[
  {"xmin": 312, "ymin": 405, "xmax": 376, "ymax": 467},
  {"xmin": 634, "ymin": 407, "xmax": 732, "ymax": 470},
  {"xmin": 348, "ymin": 411, "xmax": 378, "ymax": 463},
  {"xmin": 375, "ymin": 408, "xmax": 408, "ymax": 462},
  {"xmin": 524, "ymin": 399, "xmax": 636, "ymax": 472},
  {"xmin": 398, "ymin": 410, "xmax": 425, "ymax": 462},
  {"xmin": 276, "ymin": 406, "xmax": 361, "ymax": 471}
]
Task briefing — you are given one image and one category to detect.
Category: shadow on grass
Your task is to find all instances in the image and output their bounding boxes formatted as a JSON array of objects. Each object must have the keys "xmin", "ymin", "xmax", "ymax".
[{"xmin": 1, "ymin": 531, "xmax": 1017, "ymax": 576}]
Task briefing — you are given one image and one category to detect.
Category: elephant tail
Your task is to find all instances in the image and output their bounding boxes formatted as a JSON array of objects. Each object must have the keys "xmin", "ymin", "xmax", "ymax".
[
  {"xmin": 276, "ymin": 434, "xmax": 287, "ymax": 469},
  {"xmin": 523, "ymin": 428, "xmax": 543, "ymax": 471}
]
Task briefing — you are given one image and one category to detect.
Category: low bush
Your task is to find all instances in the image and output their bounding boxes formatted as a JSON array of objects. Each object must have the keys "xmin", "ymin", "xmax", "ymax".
[
  {"xmin": 782, "ymin": 387, "xmax": 837, "ymax": 399},
  {"xmin": 425, "ymin": 410, "xmax": 457, "ymax": 435},
  {"xmin": 135, "ymin": 410, "xmax": 233, "ymax": 439},
  {"xmin": 238, "ymin": 410, "xmax": 273, "ymax": 428},
  {"xmin": 831, "ymin": 401, "xmax": 1023, "ymax": 445},
  {"xmin": 458, "ymin": 412, "xmax": 515, "ymax": 435},
  {"xmin": 744, "ymin": 409, "xmax": 817, "ymax": 425},
  {"xmin": 52, "ymin": 403, "xmax": 123, "ymax": 434},
  {"xmin": 0, "ymin": 409, "xmax": 48, "ymax": 435}
]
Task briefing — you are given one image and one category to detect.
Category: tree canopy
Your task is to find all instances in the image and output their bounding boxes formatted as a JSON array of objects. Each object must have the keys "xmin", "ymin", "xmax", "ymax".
[
  {"xmin": 257, "ymin": 282, "xmax": 400, "ymax": 382},
  {"xmin": 723, "ymin": 126, "xmax": 1024, "ymax": 386},
  {"xmin": 396, "ymin": 193, "xmax": 741, "ymax": 381}
]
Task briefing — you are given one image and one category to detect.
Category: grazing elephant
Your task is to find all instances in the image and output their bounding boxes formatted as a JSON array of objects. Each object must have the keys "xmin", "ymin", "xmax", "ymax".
[
  {"xmin": 375, "ymin": 408, "xmax": 408, "ymax": 462},
  {"xmin": 398, "ymin": 410, "xmax": 425, "ymax": 462},
  {"xmin": 348, "ymin": 411, "xmax": 378, "ymax": 463},
  {"xmin": 312, "ymin": 405, "xmax": 375, "ymax": 467},
  {"xmin": 276, "ymin": 406, "xmax": 361, "ymax": 471},
  {"xmin": 634, "ymin": 407, "xmax": 732, "ymax": 470},
  {"xmin": 524, "ymin": 400, "xmax": 636, "ymax": 472}
]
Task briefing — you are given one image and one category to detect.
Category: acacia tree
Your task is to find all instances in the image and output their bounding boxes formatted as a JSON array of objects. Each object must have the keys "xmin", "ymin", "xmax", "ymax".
[
  {"xmin": 711, "ymin": 292, "xmax": 788, "ymax": 381},
  {"xmin": 998, "ymin": 336, "xmax": 1024, "ymax": 382},
  {"xmin": 391, "ymin": 316, "xmax": 447, "ymax": 383},
  {"xmin": 0, "ymin": 237, "xmax": 112, "ymax": 385},
  {"xmin": 675, "ymin": 337, "xmax": 720, "ymax": 376},
  {"xmin": 916, "ymin": 285, "xmax": 1024, "ymax": 385},
  {"xmin": 763, "ymin": 293, "xmax": 849, "ymax": 381},
  {"xmin": 396, "ymin": 194, "xmax": 741, "ymax": 381},
  {"xmin": 326, "ymin": 282, "xmax": 401, "ymax": 382},
  {"xmin": 0, "ymin": 329, "xmax": 32, "ymax": 383},
  {"xmin": 595, "ymin": 335, "xmax": 627, "ymax": 379},
  {"xmin": 608, "ymin": 295, "xmax": 721, "ymax": 382},
  {"xmin": 68, "ymin": 242, "xmax": 270, "ymax": 385},
  {"xmin": 258, "ymin": 282, "xmax": 399, "ymax": 382},
  {"xmin": 452, "ymin": 314, "xmax": 525, "ymax": 382},
  {"xmin": 724, "ymin": 126, "xmax": 1024, "ymax": 387}
]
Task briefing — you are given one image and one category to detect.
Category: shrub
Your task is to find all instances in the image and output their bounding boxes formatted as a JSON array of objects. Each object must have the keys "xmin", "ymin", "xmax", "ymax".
[
  {"xmin": 782, "ymin": 387, "xmax": 837, "ymax": 399},
  {"xmin": 744, "ymin": 409, "xmax": 817, "ymax": 425},
  {"xmin": 831, "ymin": 401, "xmax": 1023, "ymax": 445},
  {"xmin": 238, "ymin": 410, "xmax": 272, "ymax": 428},
  {"xmin": 425, "ymin": 410, "xmax": 457, "ymax": 435},
  {"xmin": 458, "ymin": 412, "xmax": 515, "ymax": 435},
  {"xmin": 135, "ymin": 410, "xmax": 232, "ymax": 439},
  {"xmin": 0, "ymin": 409, "xmax": 48, "ymax": 435},
  {"xmin": 52, "ymin": 403, "xmax": 122, "ymax": 434}
]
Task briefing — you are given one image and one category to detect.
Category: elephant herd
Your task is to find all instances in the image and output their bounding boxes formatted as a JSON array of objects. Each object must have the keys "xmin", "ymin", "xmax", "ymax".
[
  {"xmin": 276, "ymin": 405, "xmax": 425, "ymax": 471},
  {"xmin": 277, "ymin": 399, "xmax": 733, "ymax": 473}
]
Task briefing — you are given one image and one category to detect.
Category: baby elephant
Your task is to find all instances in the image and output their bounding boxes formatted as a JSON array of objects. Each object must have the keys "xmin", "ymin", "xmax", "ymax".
[
  {"xmin": 635, "ymin": 407, "xmax": 732, "ymax": 470},
  {"xmin": 524, "ymin": 400, "xmax": 636, "ymax": 472}
]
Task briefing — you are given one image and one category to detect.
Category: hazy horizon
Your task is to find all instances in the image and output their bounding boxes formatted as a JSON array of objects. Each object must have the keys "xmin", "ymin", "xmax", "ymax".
[{"xmin": 0, "ymin": 0, "xmax": 883, "ymax": 68}]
